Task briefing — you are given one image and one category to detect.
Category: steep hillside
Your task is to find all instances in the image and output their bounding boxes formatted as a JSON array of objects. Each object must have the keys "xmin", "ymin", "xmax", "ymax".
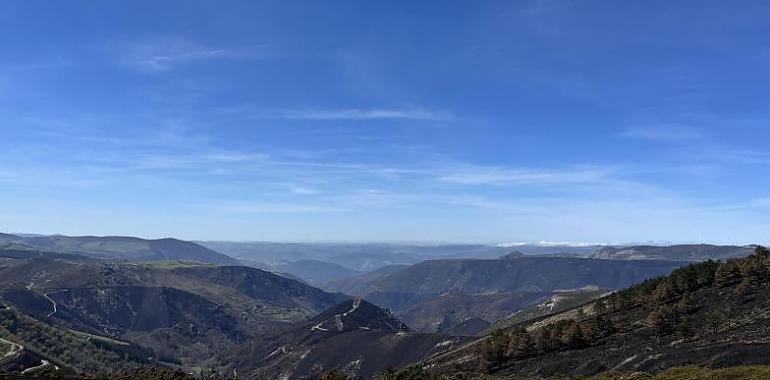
[
  {"xmin": 323, "ymin": 264, "xmax": 409, "ymax": 295},
  {"xmin": 441, "ymin": 318, "xmax": 492, "ymax": 337},
  {"xmin": 589, "ymin": 244, "xmax": 754, "ymax": 261},
  {"xmin": 342, "ymin": 257, "xmax": 682, "ymax": 311},
  {"xmin": 486, "ymin": 289, "xmax": 608, "ymax": 333},
  {"xmin": 324, "ymin": 257, "xmax": 680, "ymax": 338},
  {"xmin": 225, "ymin": 299, "xmax": 465, "ymax": 379},
  {"xmin": 0, "ymin": 233, "xmax": 240, "ymax": 265},
  {"xmin": 397, "ymin": 292, "xmax": 552, "ymax": 333},
  {"xmin": 418, "ymin": 246, "xmax": 770, "ymax": 379},
  {"xmin": 0, "ymin": 255, "xmax": 347, "ymax": 370},
  {"xmin": 273, "ymin": 259, "xmax": 361, "ymax": 286},
  {"xmin": 0, "ymin": 302, "xmax": 154, "ymax": 376}
]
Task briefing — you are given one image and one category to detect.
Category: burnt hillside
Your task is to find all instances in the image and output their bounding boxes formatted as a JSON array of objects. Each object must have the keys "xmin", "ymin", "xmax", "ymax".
[{"xmin": 419, "ymin": 246, "xmax": 770, "ymax": 378}]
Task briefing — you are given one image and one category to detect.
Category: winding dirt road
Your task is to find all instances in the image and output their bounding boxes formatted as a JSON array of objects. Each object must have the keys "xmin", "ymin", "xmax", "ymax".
[
  {"xmin": 0, "ymin": 336, "xmax": 59, "ymax": 375},
  {"xmin": 43, "ymin": 290, "xmax": 68, "ymax": 318},
  {"xmin": 20, "ymin": 359, "xmax": 51, "ymax": 374},
  {"xmin": 0, "ymin": 336, "xmax": 23, "ymax": 359}
]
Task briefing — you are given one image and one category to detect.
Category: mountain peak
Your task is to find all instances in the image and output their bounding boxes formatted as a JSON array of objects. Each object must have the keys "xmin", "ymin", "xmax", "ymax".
[{"xmin": 307, "ymin": 298, "xmax": 409, "ymax": 334}]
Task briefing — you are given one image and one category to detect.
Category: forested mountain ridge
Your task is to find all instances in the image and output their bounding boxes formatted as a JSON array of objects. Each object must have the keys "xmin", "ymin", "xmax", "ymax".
[{"xmin": 394, "ymin": 246, "xmax": 770, "ymax": 379}]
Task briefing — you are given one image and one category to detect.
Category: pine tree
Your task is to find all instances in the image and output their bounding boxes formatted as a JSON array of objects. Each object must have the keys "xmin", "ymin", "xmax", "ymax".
[
  {"xmin": 561, "ymin": 322, "xmax": 585, "ymax": 349},
  {"xmin": 651, "ymin": 281, "xmax": 677, "ymax": 305},
  {"xmin": 594, "ymin": 298, "xmax": 607, "ymax": 315},
  {"xmin": 676, "ymin": 318, "xmax": 690, "ymax": 340},
  {"xmin": 676, "ymin": 292, "xmax": 698, "ymax": 314},
  {"xmin": 481, "ymin": 329, "xmax": 507, "ymax": 365},
  {"xmin": 534, "ymin": 327, "xmax": 552, "ymax": 353},
  {"xmin": 646, "ymin": 306, "xmax": 675, "ymax": 335},
  {"xmin": 704, "ymin": 311, "xmax": 726, "ymax": 340},
  {"xmin": 715, "ymin": 261, "xmax": 742, "ymax": 288}
]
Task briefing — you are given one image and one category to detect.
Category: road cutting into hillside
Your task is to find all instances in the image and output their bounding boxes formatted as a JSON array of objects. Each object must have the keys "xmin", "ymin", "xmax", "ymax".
[
  {"xmin": 0, "ymin": 336, "xmax": 23, "ymax": 359},
  {"xmin": 43, "ymin": 290, "xmax": 68, "ymax": 318}
]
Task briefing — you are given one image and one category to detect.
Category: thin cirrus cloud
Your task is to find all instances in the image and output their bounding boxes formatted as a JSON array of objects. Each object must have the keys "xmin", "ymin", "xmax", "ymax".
[
  {"xmin": 698, "ymin": 148, "xmax": 770, "ymax": 165},
  {"xmin": 285, "ymin": 184, "xmax": 319, "ymax": 195},
  {"xmin": 262, "ymin": 108, "xmax": 453, "ymax": 121},
  {"xmin": 438, "ymin": 165, "xmax": 613, "ymax": 186},
  {"xmin": 114, "ymin": 37, "xmax": 273, "ymax": 72},
  {"xmin": 213, "ymin": 201, "xmax": 343, "ymax": 214},
  {"xmin": 621, "ymin": 125, "xmax": 704, "ymax": 142}
]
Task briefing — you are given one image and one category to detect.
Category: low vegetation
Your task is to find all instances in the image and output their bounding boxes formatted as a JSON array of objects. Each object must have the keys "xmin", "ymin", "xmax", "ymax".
[
  {"xmin": 375, "ymin": 364, "xmax": 770, "ymax": 379},
  {"xmin": 0, "ymin": 306, "xmax": 153, "ymax": 375}
]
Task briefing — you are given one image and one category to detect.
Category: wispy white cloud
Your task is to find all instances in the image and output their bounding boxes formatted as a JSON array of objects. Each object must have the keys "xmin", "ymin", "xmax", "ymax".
[
  {"xmin": 115, "ymin": 37, "xmax": 273, "ymax": 72},
  {"xmin": 285, "ymin": 184, "xmax": 319, "ymax": 195},
  {"xmin": 621, "ymin": 124, "xmax": 704, "ymax": 142},
  {"xmin": 712, "ymin": 197, "xmax": 770, "ymax": 211},
  {"xmin": 212, "ymin": 201, "xmax": 343, "ymax": 214},
  {"xmin": 259, "ymin": 108, "xmax": 452, "ymax": 121},
  {"xmin": 697, "ymin": 148, "xmax": 770, "ymax": 165},
  {"xmin": 439, "ymin": 165, "xmax": 613, "ymax": 185}
]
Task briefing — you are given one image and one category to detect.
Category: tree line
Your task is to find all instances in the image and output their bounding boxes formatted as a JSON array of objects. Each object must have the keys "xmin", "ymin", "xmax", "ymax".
[{"xmin": 477, "ymin": 246, "xmax": 769, "ymax": 372}]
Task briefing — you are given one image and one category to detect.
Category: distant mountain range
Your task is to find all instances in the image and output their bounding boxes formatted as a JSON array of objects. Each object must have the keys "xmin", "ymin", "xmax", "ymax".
[
  {"xmin": 198, "ymin": 241, "xmax": 514, "ymax": 271},
  {"xmin": 0, "ymin": 233, "xmax": 240, "ymax": 265},
  {"xmin": 588, "ymin": 244, "xmax": 755, "ymax": 261}
]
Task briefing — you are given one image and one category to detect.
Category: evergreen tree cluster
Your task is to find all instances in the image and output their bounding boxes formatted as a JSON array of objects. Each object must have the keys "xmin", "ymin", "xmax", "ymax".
[
  {"xmin": 629, "ymin": 246, "xmax": 768, "ymax": 338},
  {"xmin": 476, "ymin": 246, "xmax": 768, "ymax": 371},
  {"xmin": 478, "ymin": 315, "xmax": 614, "ymax": 371}
]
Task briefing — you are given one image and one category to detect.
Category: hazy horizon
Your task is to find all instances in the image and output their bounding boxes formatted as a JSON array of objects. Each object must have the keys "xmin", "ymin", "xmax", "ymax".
[{"xmin": 2, "ymin": 230, "xmax": 763, "ymax": 248}]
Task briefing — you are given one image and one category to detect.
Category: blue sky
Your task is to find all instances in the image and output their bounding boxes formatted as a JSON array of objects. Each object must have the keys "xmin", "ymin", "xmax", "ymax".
[{"xmin": 1, "ymin": 1, "xmax": 769, "ymax": 244}]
